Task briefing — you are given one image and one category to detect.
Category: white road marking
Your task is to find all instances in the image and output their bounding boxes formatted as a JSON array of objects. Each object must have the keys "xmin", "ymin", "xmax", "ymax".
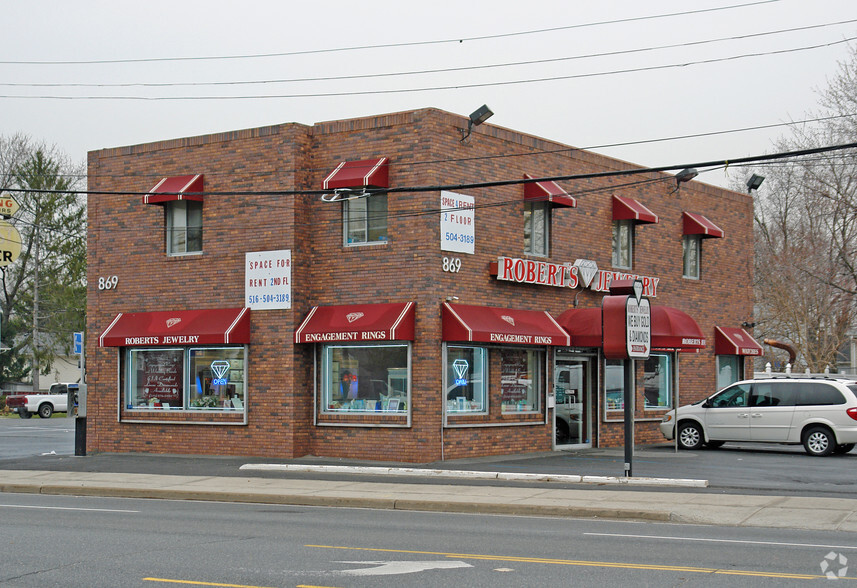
[
  {"xmin": 584, "ymin": 532, "xmax": 857, "ymax": 550},
  {"xmin": 337, "ymin": 560, "xmax": 472, "ymax": 576},
  {"xmin": 0, "ymin": 504, "xmax": 138, "ymax": 513}
]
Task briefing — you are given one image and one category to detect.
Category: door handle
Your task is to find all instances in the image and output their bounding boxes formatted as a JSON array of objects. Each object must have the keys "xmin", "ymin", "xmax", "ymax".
[{"xmin": 738, "ymin": 413, "xmax": 749, "ymax": 418}]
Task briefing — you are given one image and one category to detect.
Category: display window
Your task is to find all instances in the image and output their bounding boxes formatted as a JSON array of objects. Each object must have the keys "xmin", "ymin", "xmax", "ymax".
[
  {"xmin": 124, "ymin": 346, "xmax": 246, "ymax": 411},
  {"xmin": 322, "ymin": 343, "xmax": 409, "ymax": 413},
  {"xmin": 604, "ymin": 358, "xmax": 626, "ymax": 413},
  {"xmin": 500, "ymin": 348, "xmax": 543, "ymax": 413},
  {"xmin": 445, "ymin": 346, "xmax": 487, "ymax": 413},
  {"xmin": 717, "ymin": 355, "xmax": 744, "ymax": 390},
  {"xmin": 643, "ymin": 353, "xmax": 672, "ymax": 410}
]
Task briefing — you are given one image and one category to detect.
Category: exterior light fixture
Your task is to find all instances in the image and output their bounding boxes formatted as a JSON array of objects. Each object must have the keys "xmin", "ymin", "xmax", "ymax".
[
  {"xmin": 460, "ymin": 104, "xmax": 494, "ymax": 142},
  {"xmin": 746, "ymin": 173, "xmax": 765, "ymax": 192},
  {"xmin": 675, "ymin": 168, "xmax": 698, "ymax": 185}
]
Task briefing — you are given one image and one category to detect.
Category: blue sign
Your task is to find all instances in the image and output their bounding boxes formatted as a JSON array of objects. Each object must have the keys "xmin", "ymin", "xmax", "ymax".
[{"xmin": 73, "ymin": 332, "xmax": 83, "ymax": 355}]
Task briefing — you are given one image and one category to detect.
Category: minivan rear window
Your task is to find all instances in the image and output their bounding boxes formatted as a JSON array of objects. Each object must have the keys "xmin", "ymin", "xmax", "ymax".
[{"xmin": 795, "ymin": 382, "xmax": 846, "ymax": 406}]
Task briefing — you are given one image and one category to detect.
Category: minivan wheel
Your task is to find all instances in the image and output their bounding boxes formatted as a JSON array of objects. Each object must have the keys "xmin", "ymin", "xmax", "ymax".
[
  {"xmin": 803, "ymin": 426, "xmax": 835, "ymax": 457},
  {"xmin": 678, "ymin": 421, "xmax": 703, "ymax": 450}
]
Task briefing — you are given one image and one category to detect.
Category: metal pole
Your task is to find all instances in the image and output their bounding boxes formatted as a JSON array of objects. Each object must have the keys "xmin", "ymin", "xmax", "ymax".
[{"xmin": 623, "ymin": 358, "xmax": 634, "ymax": 477}]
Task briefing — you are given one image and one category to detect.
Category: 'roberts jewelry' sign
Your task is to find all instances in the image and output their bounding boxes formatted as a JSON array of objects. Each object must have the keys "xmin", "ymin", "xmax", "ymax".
[{"xmin": 492, "ymin": 256, "xmax": 659, "ymax": 297}]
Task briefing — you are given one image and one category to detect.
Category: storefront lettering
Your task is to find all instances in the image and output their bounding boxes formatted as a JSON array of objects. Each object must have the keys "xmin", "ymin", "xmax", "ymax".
[
  {"xmin": 361, "ymin": 330, "xmax": 389, "ymax": 340},
  {"xmin": 741, "ymin": 347, "xmax": 761, "ymax": 355},
  {"xmin": 682, "ymin": 338, "xmax": 705, "ymax": 346},
  {"xmin": 162, "ymin": 335, "xmax": 200, "ymax": 344},
  {"xmin": 304, "ymin": 331, "xmax": 360, "ymax": 342},
  {"xmin": 489, "ymin": 333, "xmax": 554, "ymax": 344},
  {"xmin": 125, "ymin": 336, "xmax": 160, "ymax": 345},
  {"xmin": 495, "ymin": 257, "xmax": 659, "ymax": 296}
]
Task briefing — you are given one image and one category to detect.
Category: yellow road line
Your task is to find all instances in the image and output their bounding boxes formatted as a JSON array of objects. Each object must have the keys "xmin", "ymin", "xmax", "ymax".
[
  {"xmin": 143, "ymin": 578, "xmax": 280, "ymax": 588},
  {"xmin": 305, "ymin": 544, "xmax": 847, "ymax": 581}
]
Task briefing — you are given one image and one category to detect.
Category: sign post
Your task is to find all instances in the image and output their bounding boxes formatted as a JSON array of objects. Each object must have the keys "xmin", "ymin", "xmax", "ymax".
[{"xmin": 602, "ymin": 279, "xmax": 650, "ymax": 477}]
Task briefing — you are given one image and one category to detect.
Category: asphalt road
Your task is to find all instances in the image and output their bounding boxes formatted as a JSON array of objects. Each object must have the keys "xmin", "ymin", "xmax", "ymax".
[
  {"xmin": 2, "ymin": 492, "xmax": 855, "ymax": 586},
  {"xmin": 0, "ymin": 417, "xmax": 854, "ymax": 497}
]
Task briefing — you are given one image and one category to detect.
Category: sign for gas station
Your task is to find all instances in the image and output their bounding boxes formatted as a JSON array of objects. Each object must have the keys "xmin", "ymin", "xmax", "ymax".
[{"xmin": 0, "ymin": 193, "xmax": 20, "ymax": 218}]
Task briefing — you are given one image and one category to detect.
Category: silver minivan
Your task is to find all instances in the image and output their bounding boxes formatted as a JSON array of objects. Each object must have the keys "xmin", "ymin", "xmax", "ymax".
[{"xmin": 660, "ymin": 377, "xmax": 857, "ymax": 456}]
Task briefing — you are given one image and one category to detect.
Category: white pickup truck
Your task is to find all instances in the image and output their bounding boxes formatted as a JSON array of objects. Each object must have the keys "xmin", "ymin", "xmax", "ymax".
[{"xmin": 5, "ymin": 383, "xmax": 76, "ymax": 418}]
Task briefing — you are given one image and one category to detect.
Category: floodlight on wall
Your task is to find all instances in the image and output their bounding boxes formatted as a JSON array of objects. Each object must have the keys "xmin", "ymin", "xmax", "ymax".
[
  {"xmin": 675, "ymin": 168, "xmax": 698, "ymax": 185},
  {"xmin": 460, "ymin": 104, "xmax": 494, "ymax": 142},
  {"xmin": 746, "ymin": 173, "xmax": 765, "ymax": 192}
]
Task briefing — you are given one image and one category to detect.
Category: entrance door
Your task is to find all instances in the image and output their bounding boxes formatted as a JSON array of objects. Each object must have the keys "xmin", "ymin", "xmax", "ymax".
[{"xmin": 554, "ymin": 358, "xmax": 590, "ymax": 447}]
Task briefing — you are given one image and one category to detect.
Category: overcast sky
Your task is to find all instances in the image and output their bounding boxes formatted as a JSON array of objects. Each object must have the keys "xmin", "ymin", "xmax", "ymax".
[{"xmin": 2, "ymin": 0, "xmax": 856, "ymax": 190}]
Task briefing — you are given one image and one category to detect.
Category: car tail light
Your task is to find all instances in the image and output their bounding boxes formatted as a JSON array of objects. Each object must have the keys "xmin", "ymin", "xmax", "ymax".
[{"xmin": 847, "ymin": 407, "xmax": 857, "ymax": 422}]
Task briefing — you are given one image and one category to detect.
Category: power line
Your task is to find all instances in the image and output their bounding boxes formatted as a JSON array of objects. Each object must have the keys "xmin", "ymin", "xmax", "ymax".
[
  {"xmin": 4, "ymin": 35, "xmax": 851, "ymax": 101},
  {"xmin": 5, "ymin": 18, "xmax": 853, "ymax": 89},
  {"xmin": 0, "ymin": 0, "xmax": 781, "ymax": 66}
]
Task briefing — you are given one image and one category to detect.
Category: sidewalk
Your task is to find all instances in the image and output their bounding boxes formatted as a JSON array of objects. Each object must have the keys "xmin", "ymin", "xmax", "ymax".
[{"xmin": 2, "ymin": 467, "xmax": 857, "ymax": 532}]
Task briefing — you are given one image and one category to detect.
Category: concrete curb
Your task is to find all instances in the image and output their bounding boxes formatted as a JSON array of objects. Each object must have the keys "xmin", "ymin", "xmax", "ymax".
[
  {"xmin": 0, "ymin": 481, "xmax": 672, "ymax": 522},
  {"xmin": 238, "ymin": 463, "xmax": 709, "ymax": 488}
]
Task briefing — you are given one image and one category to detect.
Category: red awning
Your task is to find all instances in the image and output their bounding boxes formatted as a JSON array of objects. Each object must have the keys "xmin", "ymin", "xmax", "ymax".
[
  {"xmin": 556, "ymin": 305, "xmax": 705, "ymax": 352},
  {"xmin": 715, "ymin": 326, "xmax": 763, "ymax": 356},
  {"xmin": 612, "ymin": 195, "xmax": 659, "ymax": 224},
  {"xmin": 144, "ymin": 174, "xmax": 204, "ymax": 204},
  {"xmin": 650, "ymin": 306, "xmax": 705, "ymax": 351},
  {"xmin": 323, "ymin": 157, "xmax": 389, "ymax": 190},
  {"xmin": 683, "ymin": 212, "xmax": 724, "ymax": 238},
  {"xmin": 523, "ymin": 174, "xmax": 576, "ymax": 208},
  {"xmin": 295, "ymin": 302, "xmax": 415, "ymax": 343},
  {"xmin": 100, "ymin": 308, "xmax": 250, "ymax": 347},
  {"xmin": 442, "ymin": 303, "xmax": 570, "ymax": 346}
]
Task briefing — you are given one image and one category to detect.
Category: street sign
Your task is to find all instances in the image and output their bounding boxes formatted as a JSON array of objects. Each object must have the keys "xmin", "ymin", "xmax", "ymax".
[
  {"xmin": 625, "ymin": 296, "xmax": 651, "ymax": 359},
  {"xmin": 73, "ymin": 331, "xmax": 83, "ymax": 355},
  {"xmin": 0, "ymin": 193, "xmax": 20, "ymax": 218},
  {"xmin": 0, "ymin": 220, "xmax": 22, "ymax": 267}
]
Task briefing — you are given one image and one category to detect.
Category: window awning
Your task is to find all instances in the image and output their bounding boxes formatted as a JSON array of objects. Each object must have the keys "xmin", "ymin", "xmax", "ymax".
[
  {"xmin": 144, "ymin": 174, "xmax": 204, "ymax": 205},
  {"xmin": 99, "ymin": 307, "xmax": 250, "ymax": 347},
  {"xmin": 442, "ymin": 303, "xmax": 570, "ymax": 346},
  {"xmin": 612, "ymin": 195, "xmax": 659, "ymax": 224},
  {"xmin": 295, "ymin": 302, "xmax": 415, "ymax": 343},
  {"xmin": 556, "ymin": 305, "xmax": 705, "ymax": 352},
  {"xmin": 683, "ymin": 212, "xmax": 724, "ymax": 238},
  {"xmin": 715, "ymin": 326, "xmax": 763, "ymax": 356},
  {"xmin": 323, "ymin": 157, "xmax": 389, "ymax": 190},
  {"xmin": 523, "ymin": 174, "xmax": 577, "ymax": 208}
]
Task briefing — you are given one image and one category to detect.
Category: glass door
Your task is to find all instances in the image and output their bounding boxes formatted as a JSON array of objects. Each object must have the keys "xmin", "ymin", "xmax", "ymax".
[{"xmin": 554, "ymin": 357, "xmax": 590, "ymax": 447}]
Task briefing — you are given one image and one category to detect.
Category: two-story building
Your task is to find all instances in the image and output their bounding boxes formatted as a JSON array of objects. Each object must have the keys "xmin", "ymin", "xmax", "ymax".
[{"xmin": 86, "ymin": 107, "xmax": 761, "ymax": 461}]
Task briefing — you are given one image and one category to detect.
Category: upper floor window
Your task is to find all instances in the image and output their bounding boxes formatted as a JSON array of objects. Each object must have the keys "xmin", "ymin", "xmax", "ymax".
[
  {"xmin": 524, "ymin": 201, "xmax": 550, "ymax": 256},
  {"xmin": 612, "ymin": 219, "xmax": 633, "ymax": 269},
  {"xmin": 343, "ymin": 193, "xmax": 388, "ymax": 245},
  {"xmin": 682, "ymin": 234, "xmax": 701, "ymax": 279},
  {"xmin": 166, "ymin": 200, "xmax": 203, "ymax": 255}
]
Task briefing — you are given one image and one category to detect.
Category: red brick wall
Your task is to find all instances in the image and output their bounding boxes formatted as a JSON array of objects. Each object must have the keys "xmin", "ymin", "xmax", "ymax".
[{"xmin": 86, "ymin": 108, "xmax": 755, "ymax": 461}]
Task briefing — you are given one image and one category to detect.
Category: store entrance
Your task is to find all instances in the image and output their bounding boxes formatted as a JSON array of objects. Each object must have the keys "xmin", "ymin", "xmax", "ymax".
[{"xmin": 554, "ymin": 355, "xmax": 592, "ymax": 447}]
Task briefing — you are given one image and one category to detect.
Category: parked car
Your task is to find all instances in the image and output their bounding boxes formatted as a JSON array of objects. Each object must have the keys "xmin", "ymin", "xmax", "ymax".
[{"xmin": 660, "ymin": 377, "xmax": 857, "ymax": 456}]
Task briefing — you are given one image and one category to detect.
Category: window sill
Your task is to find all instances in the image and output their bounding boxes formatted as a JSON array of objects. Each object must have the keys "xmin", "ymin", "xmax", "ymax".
[{"xmin": 343, "ymin": 240, "xmax": 389, "ymax": 248}]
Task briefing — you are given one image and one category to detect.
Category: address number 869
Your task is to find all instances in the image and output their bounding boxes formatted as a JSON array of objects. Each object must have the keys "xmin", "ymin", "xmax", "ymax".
[
  {"xmin": 98, "ymin": 276, "xmax": 118, "ymax": 290},
  {"xmin": 442, "ymin": 257, "xmax": 461, "ymax": 273}
]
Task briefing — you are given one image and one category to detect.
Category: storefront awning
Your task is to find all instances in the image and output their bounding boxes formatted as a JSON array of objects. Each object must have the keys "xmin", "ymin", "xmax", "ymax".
[
  {"xmin": 683, "ymin": 211, "xmax": 724, "ymax": 238},
  {"xmin": 715, "ymin": 326, "xmax": 763, "ymax": 356},
  {"xmin": 442, "ymin": 303, "xmax": 570, "ymax": 346},
  {"xmin": 295, "ymin": 302, "xmax": 415, "ymax": 343},
  {"xmin": 100, "ymin": 307, "xmax": 250, "ymax": 347},
  {"xmin": 323, "ymin": 157, "xmax": 389, "ymax": 190},
  {"xmin": 144, "ymin": 174, "xmax": 204, "ymax": 204},
  {"xmin": 523, "ymin": 174, "xmax": 576, "ymax": 208},
  {"xmin": 556, "ymin": 305, "xmax": 706, "ymax": 352},
  {"xmin": 612, "ymin": 195, "xmax": 659, "ymax": 224}
]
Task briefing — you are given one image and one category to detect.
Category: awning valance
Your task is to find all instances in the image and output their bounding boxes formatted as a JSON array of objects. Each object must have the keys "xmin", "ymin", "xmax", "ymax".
[
  {"xmin": 295, "ymin": 302, "xmax": 415, "ymax": 343},
  {"xmin": 715, "ymin": 326, "xmax": 763, "ymax": 356},
  {"xmin": 683, "ymin": 212, "xmax": 724, "ymax": 238},
  {"xmin": 556, "ymin": 305, "xmax": 705, "ymax": 352},
  {"xmin": 323, "ymin": 157, "xmax": 389, "ymax": 190},
  {"xmin": 523, "ymin": 174, "xmax": 576, "ymax": 208},
  {"xmin": 100, "ymin": 307, "xmax": 250, "ymax": 347},
  {"xmin": 612, "ymin": 195, "xmax": 658, "ymax": 224},
  {"xmin": 442, "ymin": 303, "xmax": 570, "ymax": 346},
  {"xmin": 144, "ymin": 174, "xmax": 204, "ymax": 205}
]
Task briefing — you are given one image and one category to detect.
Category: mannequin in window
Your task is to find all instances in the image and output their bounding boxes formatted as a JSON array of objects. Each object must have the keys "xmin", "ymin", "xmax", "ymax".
[{"xmin": 340, "ymin": 371, "xmax": 358, "ymax": 400}]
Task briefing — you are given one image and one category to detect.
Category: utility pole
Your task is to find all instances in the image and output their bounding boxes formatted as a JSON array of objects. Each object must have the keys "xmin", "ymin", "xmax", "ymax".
[{"xmin": 31, "ymin": 199, "xmax": 39, "ymax": 393}]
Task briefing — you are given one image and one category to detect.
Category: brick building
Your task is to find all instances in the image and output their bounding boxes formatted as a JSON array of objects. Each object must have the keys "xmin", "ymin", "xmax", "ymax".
[{"xmin": 85, "ymin": 107, "xmax": 761, "ymax": 461}]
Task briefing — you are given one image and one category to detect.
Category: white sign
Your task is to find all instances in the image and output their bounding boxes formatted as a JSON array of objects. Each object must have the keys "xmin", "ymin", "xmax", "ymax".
[
  {"xmin": 626, "ymin": 296, "xmax": 651, "ymax": 359},
  {"xmin": 440, "ymin": 191, "xmax": 474, "ymax": 254},
  {"xmin": 245, "ymin": 250, "xmax": 291, "ymax": 310}
]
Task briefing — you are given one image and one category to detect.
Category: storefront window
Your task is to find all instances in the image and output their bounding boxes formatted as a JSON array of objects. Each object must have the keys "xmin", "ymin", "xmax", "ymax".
[
  {"xmin": 188, "ymin": 348, "xmax": 246, "ymax": 410},
  {"xmin": 323, "ymin": 343, "xmax": 409, "ymax": 413},
  {"xmin": 445, "ymin": 346, "xmax": 487, "ymax": 413},
  {"xmin": 605, "ymin": 358, "xmax": 626, "ymax": 412},
  {"xmin": 717, "ymin": 355, "xmax": 743, "ymax": 390},
  {"xmin": 644, "ymin": 353, "xmax": 672, "ymax": 410},
  {"xmin": 612, "ymin": 220, "xmax": 633, "ymax": 269},
  {"xmin": 124, "ymin": 346, "xmax": 246, "ymax": 411},
  {"xmin": 500, "ymin": 349, "xmax": 543, "ymax": 413}
]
